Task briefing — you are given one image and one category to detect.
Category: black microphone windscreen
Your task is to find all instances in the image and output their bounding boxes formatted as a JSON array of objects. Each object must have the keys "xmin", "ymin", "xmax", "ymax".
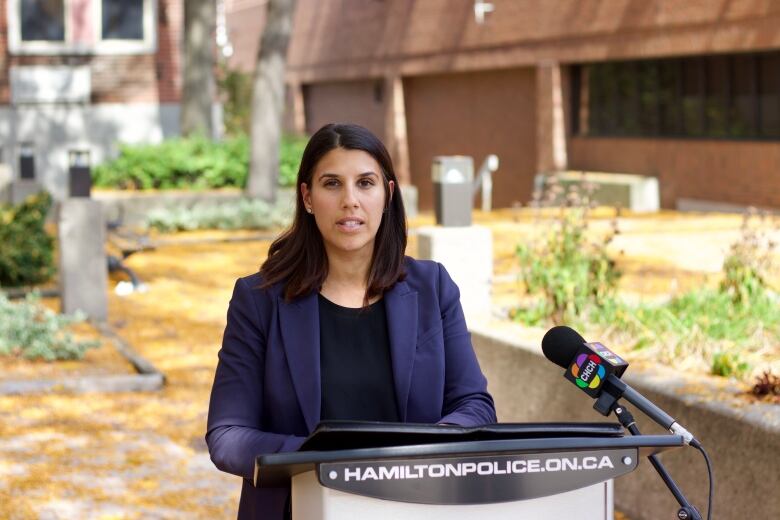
[{"xmin": 542, "ymin": 326, "xmax": 586, "ymax": 368}]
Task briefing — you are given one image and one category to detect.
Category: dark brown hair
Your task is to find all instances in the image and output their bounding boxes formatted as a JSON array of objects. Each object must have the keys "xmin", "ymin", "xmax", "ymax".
[{"xmin": 260, "ymin": 123, "xmax": 407, "ymax": 303}]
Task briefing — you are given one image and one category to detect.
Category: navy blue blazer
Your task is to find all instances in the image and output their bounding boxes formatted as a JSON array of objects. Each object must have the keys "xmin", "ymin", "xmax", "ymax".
[{"xmin": 206, "ymin": 257, "xmax": 496, "ymax": 519}]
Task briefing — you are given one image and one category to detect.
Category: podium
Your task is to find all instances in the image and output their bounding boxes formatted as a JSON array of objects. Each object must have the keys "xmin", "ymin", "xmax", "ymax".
[{"xmin": 255, "ymin": 422, "xmax": 684, "ymax": 519}]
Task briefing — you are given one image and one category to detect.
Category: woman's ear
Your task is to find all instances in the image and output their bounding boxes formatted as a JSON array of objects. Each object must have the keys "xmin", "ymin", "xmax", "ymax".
[
  {"xmin": 388, "ymin": 180, "xmax": 395, "ymax": 202},
  {"xmin": 301, "ymin": 183, "xmax": 312, "ymax": 213}
]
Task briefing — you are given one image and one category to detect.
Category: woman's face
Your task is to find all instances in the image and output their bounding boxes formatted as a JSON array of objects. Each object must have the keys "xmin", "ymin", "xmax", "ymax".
[{"xmin": 301, "ymin": 147, "xmax": 394, "ymax": 260}]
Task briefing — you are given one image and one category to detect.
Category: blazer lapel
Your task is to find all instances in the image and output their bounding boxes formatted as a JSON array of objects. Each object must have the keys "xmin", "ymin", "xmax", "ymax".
[
  {"xmin": 384, "ymin": 280, "xmax": 418, "ymax": 421},
  {"xmin": 278, "ymin": 291, "xmax": 321, "ymax": 432}
]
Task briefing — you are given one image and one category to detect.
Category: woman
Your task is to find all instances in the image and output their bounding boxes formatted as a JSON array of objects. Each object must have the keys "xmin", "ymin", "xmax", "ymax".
[{"xmin": 206, "ymin": 123, "xmax": 496, "ymax": 519}]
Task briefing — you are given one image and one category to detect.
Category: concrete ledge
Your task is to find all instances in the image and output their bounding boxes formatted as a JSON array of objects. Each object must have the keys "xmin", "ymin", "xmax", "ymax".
[
  {"xmin": 0, "ymin": 373, "xmax": 163, "ymax": 395},
  {"xmin": 470, "ymin": 323, "xmax": 779, "ymax": 520},
  {"xmin": 93, "ymin": 188, "xmax": 257, "ymax": 226},
  {"xmin": 0, "ymin": 322, "xmax": 164, "ymax": 396},
  {"xmin": 536, "ymin": 171, "xmax": 660, "ymax": 212}
]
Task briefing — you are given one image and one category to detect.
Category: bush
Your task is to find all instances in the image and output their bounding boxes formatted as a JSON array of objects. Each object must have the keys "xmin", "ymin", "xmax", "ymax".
[
  {"xmin": 279, "ymin": 134, "xmax": 308, "ymax": 187},
  {"xmin": 0, "ymin": 192, "xmax": 55, "ymax": 288},
  {"xmin": 92, "ymin": 134, "xmax": 249, "ymax": 190},
  {"xmin": 588, "ymin": 209, "xmax": 779, "ymax": 379},
  {"xmin": 93, "ymin": 134, "xmax": 306, "ymax": 190},
  {"xmin": 512, "ymin": 184, "xmax": 779, "ymax": 380},
  {"xmin": 146, "ymin": 198, "xmax": 293, "ymax": 232},
  {"xmin": 720, "ymin": 208, "xmax": 778, "ymax": 303},
  {"xmin": 592, "ymin": 288, "xmax": 779, "ymax": 376},
  {"xmin": 0, "ymin": 292, "xmax": 99, "ymax": 361},
  {"xmin": 514, "ymin": 178, "xmax": 620, "ymax": 325}
]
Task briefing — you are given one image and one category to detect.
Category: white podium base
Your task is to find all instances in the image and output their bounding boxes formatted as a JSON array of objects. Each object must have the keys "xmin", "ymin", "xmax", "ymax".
[{"xmin": 292, "ymin": 470, "xmax": 614, "ymax": 519}]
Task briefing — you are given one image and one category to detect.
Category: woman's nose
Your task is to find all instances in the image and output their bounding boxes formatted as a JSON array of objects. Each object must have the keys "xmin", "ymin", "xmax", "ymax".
[{"xmin": 341, "ymin": 185, "xmax": 359, "ymax": 208}]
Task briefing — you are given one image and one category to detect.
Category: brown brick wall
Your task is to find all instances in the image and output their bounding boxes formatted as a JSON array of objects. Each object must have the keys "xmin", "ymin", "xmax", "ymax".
[
  {"xmin": 0, "ymin": 0, "xmax": 182, "ymax": 105},
  {"xmin": 568, "ymin": 137, "xmax": 780, "ymax": 209},
  {"xmin": 404, "ymin": 68, "xmax": 537, "ymax": 210},
  {"xmin": 278, "ymin": 0, "xmax": 780, "ymax": 209},
  {"xmin": 303, "ymin": 79, "xmax": 387, "ymax": 141},
  {"xmin": 287, "ymin": 0, "xmax": 780, "ymax": 83}
]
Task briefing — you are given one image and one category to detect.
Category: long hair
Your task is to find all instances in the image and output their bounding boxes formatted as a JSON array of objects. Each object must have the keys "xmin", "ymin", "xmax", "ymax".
[{"xmin": 260, "ymin": 123, "xmax": 407, "ymax": 303}]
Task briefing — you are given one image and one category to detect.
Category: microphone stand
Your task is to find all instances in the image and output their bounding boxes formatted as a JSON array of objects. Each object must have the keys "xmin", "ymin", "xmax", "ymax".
[
  {"xmin": 593, "ymin": 383, "xmax": 703, "ymax": 520},
  {"xmin": 613, "ymin": 405, "xmax": 702, "ymax": 520}
]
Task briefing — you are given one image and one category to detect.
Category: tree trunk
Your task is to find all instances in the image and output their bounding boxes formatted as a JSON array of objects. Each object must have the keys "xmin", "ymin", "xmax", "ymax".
[
  {"xmin": 181, "ymin": 0, "xmax": 215, "ymax": 138},
  {"xmin": 246, "ymin": 0, "xmax": 297, "ymax": 201}
]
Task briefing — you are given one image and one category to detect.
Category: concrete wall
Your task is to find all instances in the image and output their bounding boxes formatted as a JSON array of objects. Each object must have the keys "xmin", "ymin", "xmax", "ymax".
[
  {"xmin": 470, "ymin": 325, "xmax": 780, "ymax": 520},
  {"xmin": 0, "ymin": 103, "xmax": 181, "ymax": 199},
  {"xmin": 404, "ymin": 68, "xmax": 537, "ymax": 210}
]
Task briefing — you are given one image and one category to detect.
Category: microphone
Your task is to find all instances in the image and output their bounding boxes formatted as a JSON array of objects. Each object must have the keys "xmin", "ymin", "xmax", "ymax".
[{"xmin": 542, "ymin": 326, "xmax": 696, "ymax": 445}]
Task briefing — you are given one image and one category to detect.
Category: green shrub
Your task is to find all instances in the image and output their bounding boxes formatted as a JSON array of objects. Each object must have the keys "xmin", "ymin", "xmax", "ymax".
[
  {"xmin": 0, "ymin": 192, "xmax": 55, "ymax": 288},
  {"xmin": 514, "ymin": 179, "xmax": 620, "ymax": 325},
  {"xmin": 0, "ymin": 292, "xmax": 99, "ymax": 361},
  {"xmin": 279, "ymin": 134, "xmax": 308, "ymax": 187},
  {"xmin": 592, "ymin": 288, "xmax": 778, "ymax": 374},
  {"xmin": 587, "ymin": 209, "xmax": 779, "ymax": 379},
  {"xmin": 146, "ymin": 198, "xmax": 293, "ymax": 232},
  {"xmin": 514, "ymin": 186, "xmax": 780, "ymax": 379},
  {"xmin": 711, "ymin": 350, "xmax": 751, "ymax": 378},
  {"xmin": 93, "ymin": 134, "xmax": 305, "ymax": 190},
  {"xmin": 720, "ymin": 208, "xmax": 778, "ymax": 303},
  {"xmin": 92, "ymin": 134, "xmax": 249, "ymax": 190}
]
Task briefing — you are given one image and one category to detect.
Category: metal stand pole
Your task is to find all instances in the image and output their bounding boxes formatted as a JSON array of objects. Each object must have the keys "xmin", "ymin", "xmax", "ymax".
[{"xmin": 612, "ymin": 405, "xmax": 702, "ymax": 520}]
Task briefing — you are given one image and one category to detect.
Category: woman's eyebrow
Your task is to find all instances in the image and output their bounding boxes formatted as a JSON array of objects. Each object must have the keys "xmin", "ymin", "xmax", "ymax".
[{"xmin": 317, "ymin": 171, "xmax": 378, "ymax": 180}]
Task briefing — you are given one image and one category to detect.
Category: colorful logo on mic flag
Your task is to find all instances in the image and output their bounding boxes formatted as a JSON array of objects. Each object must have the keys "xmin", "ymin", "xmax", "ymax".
[{"xmin": 570, "ymin": 354, "xmax": 606, "ymax": 389}]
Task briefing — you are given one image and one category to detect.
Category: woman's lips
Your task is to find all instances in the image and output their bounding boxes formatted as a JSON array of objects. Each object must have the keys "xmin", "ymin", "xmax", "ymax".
[{"xmin": 336, "ymin": 218, "xmax": 364, "ymax": 232}]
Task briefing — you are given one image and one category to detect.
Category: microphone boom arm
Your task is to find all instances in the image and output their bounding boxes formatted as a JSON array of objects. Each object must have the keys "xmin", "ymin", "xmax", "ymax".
[{"xmin": 594, "ymin": 374, "xmax": 695, "ymax": 445}]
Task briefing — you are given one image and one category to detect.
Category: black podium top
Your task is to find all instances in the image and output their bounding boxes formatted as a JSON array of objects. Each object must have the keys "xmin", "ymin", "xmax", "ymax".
[
  {"xmin": 255, "ymin": 421, "xmax": 684, "ymax": 489},
  {"xmin": 299, "ymin": 421, "xmax": 623, "ymax": 451}
]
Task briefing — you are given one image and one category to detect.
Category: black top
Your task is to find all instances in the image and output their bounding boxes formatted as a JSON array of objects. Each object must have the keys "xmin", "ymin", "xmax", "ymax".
[{"xmin": 318, "ymin": 294, "xmax": 400, "ymax": 422}]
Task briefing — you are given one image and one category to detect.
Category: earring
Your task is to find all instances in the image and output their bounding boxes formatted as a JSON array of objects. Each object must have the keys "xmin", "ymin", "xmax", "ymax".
[{"xmin": 306, "ymin": 207, "xmax": 313, "ymax": 214}]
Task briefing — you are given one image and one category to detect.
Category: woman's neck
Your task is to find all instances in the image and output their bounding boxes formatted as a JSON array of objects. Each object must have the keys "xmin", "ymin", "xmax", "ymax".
[{"xmin": 321, "ymin": 248, "xmax": 374, "ymax": 307}]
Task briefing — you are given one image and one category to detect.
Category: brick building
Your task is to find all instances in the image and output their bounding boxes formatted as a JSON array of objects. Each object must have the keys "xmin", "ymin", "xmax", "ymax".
[
  {"xmin": 0, "ymin": 0, "xmax": 197, "ymax": 199},
  {"xmin": 228, "ymin": 0, "xmax": 780, "ymax": 211}
]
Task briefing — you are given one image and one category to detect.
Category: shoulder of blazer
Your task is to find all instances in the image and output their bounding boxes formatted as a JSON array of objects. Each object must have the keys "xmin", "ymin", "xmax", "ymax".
[
  {"xmin": 402, "ymin": 256, "xmax": 444, "ymax": 292},
  {"xmin": 235, "ymin": 272, "xmax": 284, "ymax": 314}
]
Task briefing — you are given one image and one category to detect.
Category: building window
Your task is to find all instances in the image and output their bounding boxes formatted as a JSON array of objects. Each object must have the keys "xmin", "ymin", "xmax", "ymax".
[
  {"xmin": 101, "ymin": 0, "xmax": 144, "ymax": 40},
  {"xmin": 572, "ymin": 52, "xmax": 780, "ymax": 140},
  {"xmin": 21, "ymin": 0, "xmax": 65, "ymax": 41},
  {"xmin": 7, "ymin": 0, "xmax": 156, "ymax": 55}
]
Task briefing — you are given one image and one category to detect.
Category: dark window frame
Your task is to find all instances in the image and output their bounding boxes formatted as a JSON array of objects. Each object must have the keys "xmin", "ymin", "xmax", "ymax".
[{"xmin": 571, "ymin": 51, "xmax": 780, "ymax": 141}]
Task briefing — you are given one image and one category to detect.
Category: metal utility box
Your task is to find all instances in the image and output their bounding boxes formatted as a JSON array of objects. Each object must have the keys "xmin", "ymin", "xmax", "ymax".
[
  {"xmin": 432, "ymin": 156, "xmax": 474, "ymax": 227},
  {"xmin": 19, "ymin": 143, "xmax": 35, "ymax": 180},
  {"xmin": 68, "ymin": 150, "xmax": 92, "ymax": 198}
]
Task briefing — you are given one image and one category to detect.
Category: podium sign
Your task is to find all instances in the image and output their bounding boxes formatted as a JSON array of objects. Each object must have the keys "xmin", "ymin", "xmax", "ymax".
[{"xmin": 319, "ymin": 448, "xmax": 636, "ymax": 504}]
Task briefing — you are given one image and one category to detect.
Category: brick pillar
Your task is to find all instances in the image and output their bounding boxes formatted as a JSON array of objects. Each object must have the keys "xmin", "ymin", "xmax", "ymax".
[{"xmin": 536, "ymin": 61, "xmax": 568, "ymax": 174}]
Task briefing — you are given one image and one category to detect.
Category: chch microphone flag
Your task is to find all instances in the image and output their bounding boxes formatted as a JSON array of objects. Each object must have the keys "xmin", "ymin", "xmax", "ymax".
[{"xmin": 563, "ymin": 342, "xmax": 629, "ymax": 398}]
